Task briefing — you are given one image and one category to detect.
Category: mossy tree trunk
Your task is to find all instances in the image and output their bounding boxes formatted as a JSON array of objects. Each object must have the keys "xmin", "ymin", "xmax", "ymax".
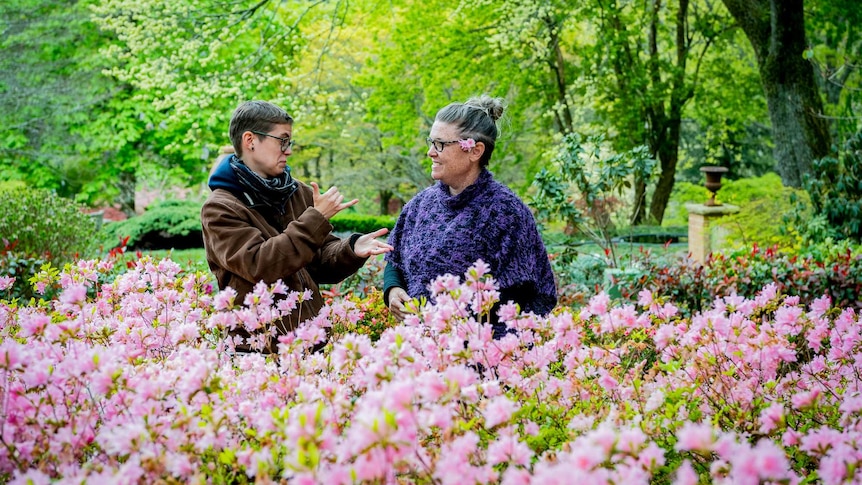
[{"xmin": 721, "ymin": 0, "xmax": 831, "ymax": 187}]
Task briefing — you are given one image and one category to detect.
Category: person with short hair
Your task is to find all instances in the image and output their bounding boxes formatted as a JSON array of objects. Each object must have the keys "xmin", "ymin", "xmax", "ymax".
[
  {"xmin": 202, "ymin": 100, "xmax": 392, "ymax": 353},
  {"xmin": 384, "ymin": 95, "xmax": 557, "ymax": 338}
]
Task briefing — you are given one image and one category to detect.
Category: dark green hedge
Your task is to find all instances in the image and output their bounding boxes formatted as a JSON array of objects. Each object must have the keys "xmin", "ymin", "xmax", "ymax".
[
  {"xmin": 101, "ymin": 199, "xmax": 202, "ymax": 250},
  {"xmin": 330, "ymin": 214, "xmax": 396, "ymax": 234}
]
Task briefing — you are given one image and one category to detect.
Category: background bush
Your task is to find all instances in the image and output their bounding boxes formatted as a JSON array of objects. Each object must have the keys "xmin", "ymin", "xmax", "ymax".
[
  {"xmin": 101, "ymin": 199, "xmax": 203, "ymax": 250},
  {"xmin": 663, "ymin": 173, "xmax": 809, "ymax": 248},
  {"xmin": 797, "ymin": 130, "xmax": 862, "ymax": 243},
  {"xmin": 0, "ymin": 186, "xmax": 100, "ymax": 300},
  {"xmin": 330, "ymin": 213, "xmax": 396, "ymax": 234},
  {"xmin": 615, "ymin": 240, "xmax": 862, "ymax": 316},
  {"xmin": 0, "ymin": 186, "xmax": 100, "ymax": 261}
]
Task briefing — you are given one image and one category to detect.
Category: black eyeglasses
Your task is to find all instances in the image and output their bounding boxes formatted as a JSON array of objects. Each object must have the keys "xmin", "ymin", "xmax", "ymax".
[
  {"xmin": 251, "ymin": 130, "xmax": 295, "ymax": 152},
  {"xmin": 425, "ymin": 137, "xmax": 461, "ymax": 153}
]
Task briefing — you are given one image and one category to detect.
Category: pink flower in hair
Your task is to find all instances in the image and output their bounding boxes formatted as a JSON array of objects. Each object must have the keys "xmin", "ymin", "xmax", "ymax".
[{"xmin": 459, "ymin": 138, "xmax": 476, "ymax": 151}]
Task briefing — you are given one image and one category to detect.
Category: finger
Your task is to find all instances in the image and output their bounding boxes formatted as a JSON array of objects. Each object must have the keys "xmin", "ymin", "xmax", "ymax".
[
  {"xmin": 342, "ymin": 198, "xmax": 359, "ymax": 209},
  {"xmin": 367, "ymin": 228, "xmax": 389, "ymax": 238},
  {"xmin": 310, "ymin": 182, "xmax": 320, "ymax": 195}
]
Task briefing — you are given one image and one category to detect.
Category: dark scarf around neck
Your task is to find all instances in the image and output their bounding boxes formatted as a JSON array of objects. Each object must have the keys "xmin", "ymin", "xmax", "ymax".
[{"xmin": 229, "ymin": 155, "xmax": 299, "ymax": 214}]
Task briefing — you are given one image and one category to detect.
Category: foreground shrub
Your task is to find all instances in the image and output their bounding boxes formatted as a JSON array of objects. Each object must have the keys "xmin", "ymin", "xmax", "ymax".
[{"xmin": 1, "ymin": 259, "xmax": 861, "ymax": 483}]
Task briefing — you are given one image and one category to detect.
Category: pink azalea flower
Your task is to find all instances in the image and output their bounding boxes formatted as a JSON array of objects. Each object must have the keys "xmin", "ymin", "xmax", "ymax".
[
  {"xmin": 759, "ymin": 401, "xmax": 785, "ymax": 433},
  {"xmin": 459, "ymin": 138, "xmax": 476, "ymax": 151},
  {"xmin": 675, "ymin": 422, "xmax": 715, "ymax": 452},
  {"xmin": 484, "ymin": 395, "xmax": 518, "ymax": 429},
  {"xmin": 791, "ymin": 388, "xmax": 821, "ymax": 410},
  {"xmin": 59, "ymin": 283, "xmax": 88, "ymax": 305},
  {"xmin": 673, "ymin": 460, "xmax": 698, "ymax": 485},
  {"xmin": 0, "ymin": 276, "xmax": 14, "ymax": 291}
]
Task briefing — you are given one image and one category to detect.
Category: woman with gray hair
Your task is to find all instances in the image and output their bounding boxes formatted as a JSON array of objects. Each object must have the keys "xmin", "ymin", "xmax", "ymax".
[{"xmin": 384, "ymin": 95, "xmax": 557, "ymax": 338}]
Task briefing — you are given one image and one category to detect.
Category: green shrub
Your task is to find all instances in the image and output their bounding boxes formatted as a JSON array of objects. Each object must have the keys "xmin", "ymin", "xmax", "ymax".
[
  {"xmin": 665, "ymin": 173, "xmax": 808, "ymax": 248},
  {"xmin": 531, "ymin": 133, "xmax": 656, "ymax": 268},
  {"xmin": 616, "ymin": 240, "xmax": 862, "ymax": 316},
  {"xmin": 551, "ymin": 251, "xmax": 608, "ymax": 306},
  {"xmin": 799, "ymin": 130, "xmax": 862, "ymax": 243},
  {"xmin": 330, "ymin": 213, "xmax": 396, "ymax": 234},
  {"xmin": 101, "ymin": 199, "xmax": 203, "ymax": 249},
  {"xmin": 0, "ymin": 186, "xmax": 99, "ymax": 301},
  {"xmin": 0, "ymin": 186, "xmax": 99, "ymax": 262}
]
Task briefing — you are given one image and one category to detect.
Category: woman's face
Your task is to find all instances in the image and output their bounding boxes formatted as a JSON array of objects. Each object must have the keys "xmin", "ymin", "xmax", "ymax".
[
  {"xmin": 243, "ymin": 123, "xmax": 293, "ymax": 179},
  {"xmin": 427, "ymin": 121, "xmax": 481, "ymax": 195}
]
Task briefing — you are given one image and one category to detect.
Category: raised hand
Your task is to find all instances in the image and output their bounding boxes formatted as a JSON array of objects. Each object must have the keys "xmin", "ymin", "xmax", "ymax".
[
  {"xmin": 311, "ymin": 182, "xmax": 358, "ymax": 219},
  {"xmin": 353, "ymin": 228, "xmax": 393, "ymax": 258}
]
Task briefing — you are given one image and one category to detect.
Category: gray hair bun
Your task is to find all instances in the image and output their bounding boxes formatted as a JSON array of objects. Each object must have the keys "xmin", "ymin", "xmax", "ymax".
[{"xmin": 465, "ymin": 94, "xmax": 505, "ymax": 123}]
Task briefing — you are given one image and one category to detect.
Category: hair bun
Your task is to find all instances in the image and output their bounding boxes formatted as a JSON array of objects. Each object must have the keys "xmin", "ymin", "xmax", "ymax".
[{"xmin": 465, "ymin": 94, "xmax": 505, "ymax": 122}]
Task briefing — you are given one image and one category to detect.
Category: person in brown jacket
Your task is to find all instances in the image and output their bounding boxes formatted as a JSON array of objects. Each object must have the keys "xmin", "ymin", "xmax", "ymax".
[{"xmin": 201, "ymin": 100, "xmax": 392, "ymax": 353}]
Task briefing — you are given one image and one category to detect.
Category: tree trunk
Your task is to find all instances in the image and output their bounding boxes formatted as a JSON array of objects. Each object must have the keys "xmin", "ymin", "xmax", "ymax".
[
  {"xmin": 721, "ymin": 0, "xmax": 831, "ymax": 187},
  {"xmin": 379, "ymin": 189, "xmax": 392, "ymax": 215},
  {"xmin": 643, "ymin": 0, "xmax": 691, "ymax": 225},
  {"xmin": 117, "ymin": 169, "xmax": 136, "ymax": 217}
]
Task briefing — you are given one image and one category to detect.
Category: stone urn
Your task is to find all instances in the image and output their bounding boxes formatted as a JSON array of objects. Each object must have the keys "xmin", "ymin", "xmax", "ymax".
[{"xmin": 700, "ymin": 166, "xmax": 729, "ymax": 206}]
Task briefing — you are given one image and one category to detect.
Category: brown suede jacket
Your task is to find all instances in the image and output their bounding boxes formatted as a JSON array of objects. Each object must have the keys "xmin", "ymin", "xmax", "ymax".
[{"xmin": 201, "ymin": 179, "xmax": 367, "ymax": 353}]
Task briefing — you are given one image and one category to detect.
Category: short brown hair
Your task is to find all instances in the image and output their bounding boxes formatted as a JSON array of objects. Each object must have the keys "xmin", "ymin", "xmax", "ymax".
[{"xmin": 229, "ymin": 101, "xmax": 294, "ymax": 157}]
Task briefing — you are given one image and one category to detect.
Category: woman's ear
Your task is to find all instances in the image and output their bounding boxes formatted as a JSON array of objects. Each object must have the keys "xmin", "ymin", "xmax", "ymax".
[{"xmin": 469, "ymin": 141, "xmax": 486, "ymax": 163}]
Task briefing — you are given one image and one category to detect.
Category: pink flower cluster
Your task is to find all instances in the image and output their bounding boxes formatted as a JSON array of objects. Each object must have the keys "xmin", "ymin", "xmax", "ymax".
[
  {"xmin": 459, "ymin": 138, "xmax": 477, "ymax": 151},
  {"xmin": 1, "ymin": 257, "xmax": 861, "ymax": 484}
]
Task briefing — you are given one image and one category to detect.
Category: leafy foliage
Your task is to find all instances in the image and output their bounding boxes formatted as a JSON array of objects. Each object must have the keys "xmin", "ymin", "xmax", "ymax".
[
  {"xmin": 531, "ymin": 133, "xmax": 655, "ymax": 267},
  {"xmin": 100, "ymin": 199, "xmax": 202, "ymax": 249},
  {"xmin": 0, "ymin": 186, "xmax": 99, "ymax": 262},
  {"xmin": 330, "ymin": 214, "xmax": 396, "ymax": 234},
  {"xmin": 800, "ymin": 130, "xmax": 862, "ymax": 243},
  {"xmin": 615, "ymin": 241, "xmax": 862, "ymax": 316}
]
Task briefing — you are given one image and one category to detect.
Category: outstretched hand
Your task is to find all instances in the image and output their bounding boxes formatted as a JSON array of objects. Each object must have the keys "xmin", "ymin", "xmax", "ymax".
[
  {"xmin": 353, "ymin": 228, "xmax": 393, "ymax": 258},
  {"xmin": 311, "ymin": 182, "xmax": 358, "ymax": 219}
]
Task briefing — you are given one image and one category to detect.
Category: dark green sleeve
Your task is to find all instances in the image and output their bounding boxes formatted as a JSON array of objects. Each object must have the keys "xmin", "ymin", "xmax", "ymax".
[{"xmin": 383, "ymin": 262, "xmax": 407, "ymax": 305}]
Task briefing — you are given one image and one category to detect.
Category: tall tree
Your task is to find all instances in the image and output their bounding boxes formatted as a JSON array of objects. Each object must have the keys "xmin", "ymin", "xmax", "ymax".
[
  {"xmin": 0, "ymin": 0, "xmax": 114, "ymax": 195},
  {"xmin": 720, "ymin": 0, "xmax": 832, "ymax": 187}
]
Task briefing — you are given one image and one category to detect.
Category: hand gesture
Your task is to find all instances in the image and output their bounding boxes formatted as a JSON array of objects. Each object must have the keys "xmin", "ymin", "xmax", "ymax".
[
  {"xmin": 353, "ymin": 228, "xmax": 393, "ymax": 258},
  {"xmin": 386, "ymin": 287, "xmax": 411, "ymax": 322},
  {"xmin": 311, "ymin": 182, "xmax": 358, "ymax": 219}
]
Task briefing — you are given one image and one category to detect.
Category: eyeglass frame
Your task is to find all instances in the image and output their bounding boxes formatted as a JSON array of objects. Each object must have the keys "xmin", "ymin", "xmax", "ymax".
[
  {"xmin": 425, "ymin": 137, "xmax": 465, "ymax": 153},
  {"xmin": 250, "ymin": 130, "xmax": 295, "ymax": 152}
]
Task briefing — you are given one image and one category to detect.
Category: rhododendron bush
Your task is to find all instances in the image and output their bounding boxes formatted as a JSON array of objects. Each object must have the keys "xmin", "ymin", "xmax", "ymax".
[{"xmin": 1, "ymin": 257, "xmax": 861, "ymax": 484}]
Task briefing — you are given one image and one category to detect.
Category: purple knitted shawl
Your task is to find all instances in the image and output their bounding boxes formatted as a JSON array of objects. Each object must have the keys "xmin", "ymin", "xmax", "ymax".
[{"xmin": 386, "ymin": 169, "xmax": 557, "ymax": 315}]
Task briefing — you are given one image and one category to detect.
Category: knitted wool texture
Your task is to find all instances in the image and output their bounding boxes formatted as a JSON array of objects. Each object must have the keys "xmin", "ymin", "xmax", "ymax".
[{"xmin": 386, "ymin": 169, "xmax": 557, "ymax": 315}]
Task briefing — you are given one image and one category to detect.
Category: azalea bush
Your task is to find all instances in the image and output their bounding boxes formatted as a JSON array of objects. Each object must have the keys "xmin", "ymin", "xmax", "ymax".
[{"xmin": 1, "ymin": 257, "xmax": 861, "ymax": 484}]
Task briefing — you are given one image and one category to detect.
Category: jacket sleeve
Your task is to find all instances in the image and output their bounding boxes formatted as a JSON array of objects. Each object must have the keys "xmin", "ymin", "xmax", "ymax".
[
  {"xmin": 201, "ymin": 192, "xmax": 339, "ymax": 285},
  {"xmin": 305, "ymin": 232, "xmax": 368, "ymax": 285}
]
